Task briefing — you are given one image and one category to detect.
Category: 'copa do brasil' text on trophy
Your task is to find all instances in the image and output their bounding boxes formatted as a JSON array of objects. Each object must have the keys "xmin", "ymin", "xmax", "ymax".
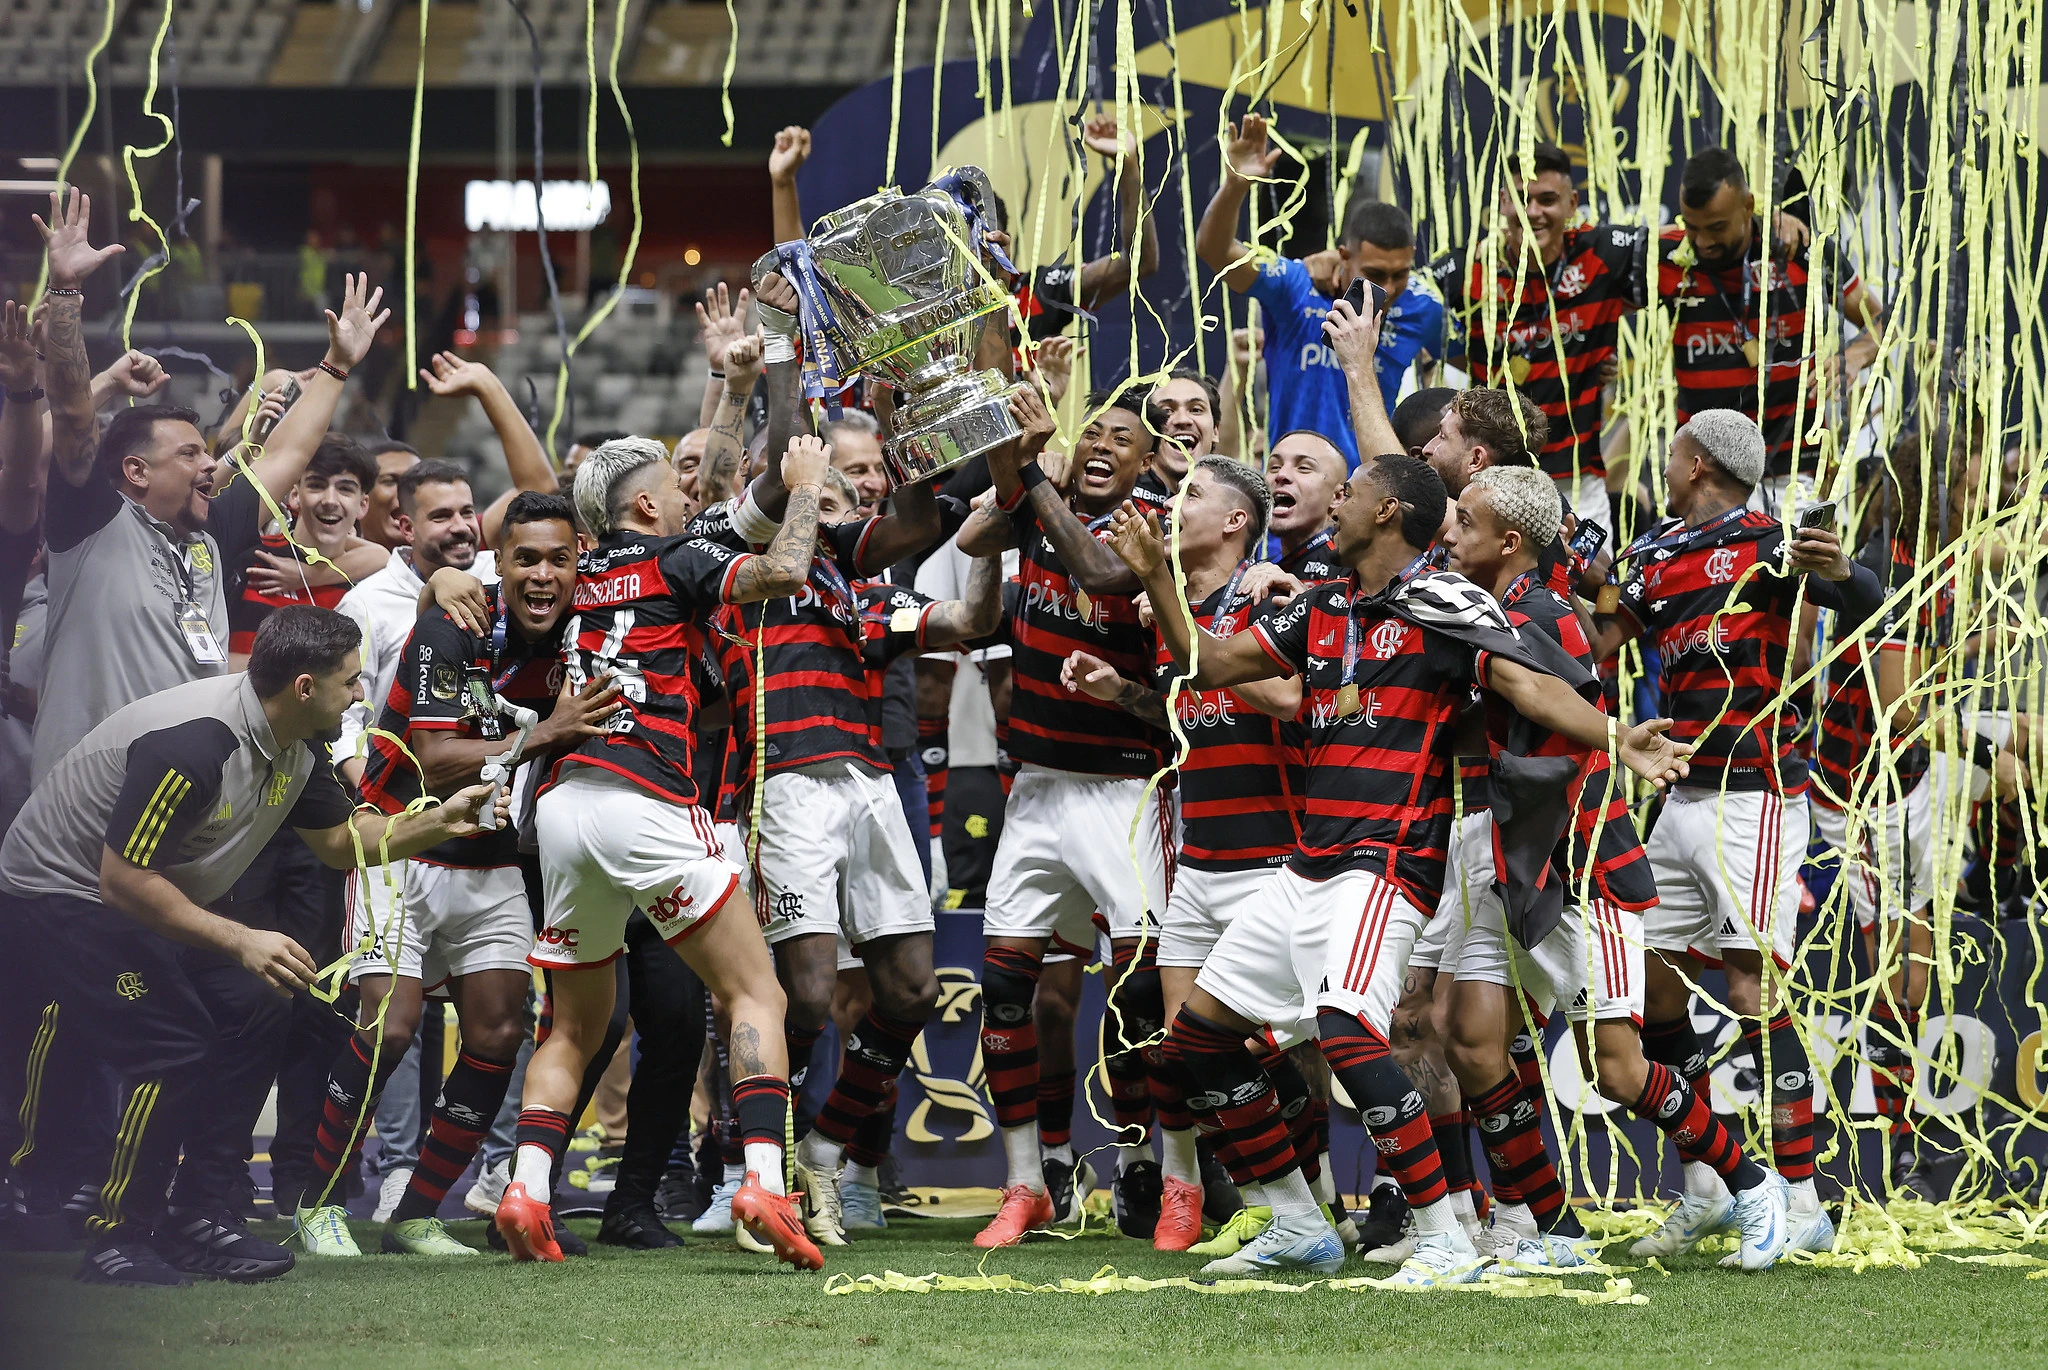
[{"xmin": 752, "ymin": 166, "xmax": 1024, "ymax": 487}]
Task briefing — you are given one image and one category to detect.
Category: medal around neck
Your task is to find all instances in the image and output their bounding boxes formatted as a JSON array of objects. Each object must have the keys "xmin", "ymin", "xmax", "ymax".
[{"xmin": 754, "ymin": 166, "xmax": 1024, "ymax": 487}]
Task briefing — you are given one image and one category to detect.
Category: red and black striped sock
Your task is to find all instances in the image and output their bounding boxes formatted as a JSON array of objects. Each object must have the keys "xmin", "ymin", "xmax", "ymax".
[
  {"xmin": 812, "ymin": 1011, "xmax": 922, "ymax": 1148},
  {"xmin": 1642, "ymin": 1015, "xmax": 1713, "ymax": 1087},
  {"xmin": 846, "ymin": 1084, "xmax": 897, "ymax": 1170},
  {"xmin": 784, "ymin": 1023, "xmax": 825, "ymax": 1095},
  {"xmin": 1161, "ymin": 1009, "xmax": 1301, "ymax": 1188},
  {"xmin": 918, "ymin": 718, "xmax": 948, "ymax": 840},
  {"xmin": 1103, "ymin": 949, "xmax": 1163, "ymax": 1142},
  {"xmin": 1866, "ymin": 1003, "xmax": 1918, "ymax": 1137},
  {"xmin": 1261, "ymin": 1050, "xmax": 1321, "ymax": 1185},
  {"xmin": 1037, "ymin": 1069, "xmax": 1076, "ymax": 1150},
  {"xmin": 1468, "ymin": 1072, "xmax": 1575, "ymax": 1233},
  {"xmin": 980, "ymin": 944, "xmax": 1042, "ymax": 1131},
  {"xmin": 1510, "ymin": 1029, "xmax": 1545, "ymax": 1093},
  {"xmin": 732, "ymin": 1074, "xmax": 793, "ymax": 1189},
  {"xmin": 392, "ymin": 1049, "xmax": 516, "ymax": 1223},
  {"xmin": 1631, "ymin": 1060, "xmax": 1765, "ymax": 1191},
  {"xmin": 310, "ymin": 1034, "xmax": 404, "ymax": 1190},
  {"xmin": 1749, "ymin": 1013, "xmax": 1816, "ymax": 1181},
  {"xmin": 1317, "ymin": 1010, "xmax": 1446, "ymax": 1208},
  {"xmin": 513, "ymin": 1106, "xmax": 571, "ymax": 1188},
  {"xmin": 1432, "ymin": 1110, "xmax": 1480, "ymax": 1201}
]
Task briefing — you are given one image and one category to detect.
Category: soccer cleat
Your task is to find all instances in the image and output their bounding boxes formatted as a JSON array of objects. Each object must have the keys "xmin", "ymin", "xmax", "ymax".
[
  {"xmin": 553, "ymin": 1218, "xmax": 589, "ymax": 1257},
  {"xmin": 1476, "ymin": 1202, "xmax": 1539, "ymax": 1260},
  {"xmin": 381, "ymin": 1217, "xmax": 479, "ymax": 1256},
  {"xmin": 1042, "ymin": 1155, "xmax": 1097, "ymax": 1225},
  {"xmin": 372, "ymin": 1166, "xmax": 414, "ymax": 1223},
  {"xmin": 1197, "ymin": 1146, "xmax": 1242, "ymax": 1224},
  {"xmin": 78, "ymin": 1236, "xmax": 191, "ymax": 1286},
  {"xmin": 292, "ymin": 1203, "xmax": 363, "ymax": 1257},
  {"xmin": 598, "ymin": 1199, "xmax": 683, "ymax": 1249},
  {"xmin": 1188, "ymin": 1205, "xmax": 1272, "ymax": 1258},
  {"xmin": 1327, "ymin": 1204, "xmax": 1360, "ymax": 1250},
  {"xmin": 973, "ymin": 1184, "xmax": 1056, "ymax": 1249},
  {"xmin": 840, "ymin": 1177, "xmax": 887, "ymax": 1232},
  {"xmin": 794, "ymin": 1157, "xmax": 848, "ymax": 1247},
  {"xmin": 1113, "ymin": 1159, "xmax": 1164, "ymax": 1240},
  {"xmin": 1199, "ymin": 1207, "xmax": 1345, "ymax": 1277},
  {"xmin": 1726, "ymin": 1171, "xmax": 1793, "ymax": 1272},
  {"xmin": 1630, "ymin": 1192, "xmax": 1735, "ymax": 1259},
  {"xmin": 1500, "ymin": 1232, "xmax": 1597, "ymax": 1270},
  {"xmin": 1153, "ymin": 1177, "xmax": 1205, "ymax": 1251},
  {"xmin": 731, "ymin": 1172, "xmax": 825, "ymax": 1270},
  {"xmin": 1383, "ymin": 1228, "xmax": 1488, "ymax": 1288},
  {"xmin": 1353, "ymin": 1181, "xmax": 1410, "ymax": 1255},
  {"xmin": 495, "ymin": 1180, "xmax": 564, "ymax": 1262},
  {"xmin": 694, "ymin": 1179, "xmax": 741, "ymax": 1234},
  {"xmin": 464, "ymin": 1158, "xmax": 511, "ymax": 1218},
  {"xmin": 1362, "ymin": 1232, "xmax": 1416, "ymax": 1263},
  {"xmin": 155, "ymin": 1209, "xmax": 296, "ymax": 1281}
]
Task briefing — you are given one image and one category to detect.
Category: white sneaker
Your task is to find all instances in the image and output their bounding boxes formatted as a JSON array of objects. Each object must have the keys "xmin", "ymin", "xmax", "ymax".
[
  {"xmin": 1476, "ymin": 1202, "xmax": 1538, "ymax": 1260},
  {"xmin": 840, "ymin": 1177, "xmax": 886, "ymax": 1232},
  {"xmin": 1501, "ymin": 1231, "xmax": 1597, "ymax": 1270},
  {"xmin": 1384, "ymin": 1228, "xmax": 1488, "ymax": 1287},
  {"xmin": 1630, "ymin": 1192, "xmax": 1734, "ymax": 1258},
  {"xmin": 1725, "ymin": 1171, "xmax": 1793, "ymax": 1272},
  {"xmin": 694, "ymin": 1179, "xmax": 740, "ymax": 1234},
  {"xmin": 1362, "ymin": 1231, "xmax": 1417, "ymax": 1263},
  {"xmin": 372, "ymin": 1167, "xmax": 414, "ymax": 1223},
  {"xmin": 464, "ymin": 1159, "xmax": 510, "ymax": 1219},
  {"xmin": 794, "ymin": 1157, "xmax": 848, "ymax": 1247},
  {"xmin": 1199, "ymin": 1207, "xmax": 1346, "ymax": 1277},
  {"xmin": 1785, "ymin": 1186, "xmax": 1836, "ymax": 1255}
]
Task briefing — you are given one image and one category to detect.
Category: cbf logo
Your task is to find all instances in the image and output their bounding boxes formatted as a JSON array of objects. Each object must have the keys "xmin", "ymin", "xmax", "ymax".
[
  {"xmin": 1704, "ymin": 546, "xmax": 1740, "ymax": 584},
  {"xmin": 1370, "ymin": 620, "xmax": 1407, "ymax": 660}
]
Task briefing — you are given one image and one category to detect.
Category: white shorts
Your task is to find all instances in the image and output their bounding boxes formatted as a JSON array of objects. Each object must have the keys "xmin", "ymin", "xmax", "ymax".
[
  {"xmin": 1415, "ymin": 812, "xmax": 1491, "ymax": 974},
  {"xmin": 346, "ymin": 860, "xmax": 535, "ymax": 990},
  {"xmin": 531, "ymin": 765, "xmax": 743, "ymax": 969},
  {"xmin": 1195, "ymin": 865, "xmax": 1427, "ymax": 1050},
  {"xmin": 738, "ymin": 765, "xmax": 934, "ymax": 950},
  {"xmin": 984, "ymin": 765, "xmax": 1172, "ymax": 951},
  {"xmin": 1159, "ymin": 863, "xmax": 1283, "ymax": 968},
  {"xmin": 1644, "ymin": 786, "xmax": 1807, "ymax": 969},
  {"xmin": 1818, "ymin": 756, "xmax": 1959, "ymax": 933}
]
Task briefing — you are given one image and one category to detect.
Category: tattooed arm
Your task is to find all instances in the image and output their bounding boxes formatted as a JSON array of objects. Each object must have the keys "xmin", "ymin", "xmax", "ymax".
[
  {"xmin": 34, "ymin": 190, "xmax": 122, "ymax": 489},
  {"xmin": 920, "ymin": 549, "xmax": 1006, "ymax": 648},
  {"xmin": 699, "ymin": 334, "xmax": 763, "ymax": 508},
  {"xmin": 743, "ymin": 272, "xmax": 813, "ymax": 522},
  {"xmin": 726, "ymin": 434, "xmax": 829, "ymax": 602},
  {"xmin": 1060, "ymin": 649, "xmax": 1171, "ymax": 727}
]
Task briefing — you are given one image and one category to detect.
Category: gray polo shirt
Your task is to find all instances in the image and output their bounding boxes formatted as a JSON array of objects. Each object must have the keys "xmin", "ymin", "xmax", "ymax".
[
  {"xmin": 30, "ymin": 463, "xmax": 264, "ymax": 786},
  {"xmin": 0, "ymin": 673, "xmax": 352, "ymax": 909}
]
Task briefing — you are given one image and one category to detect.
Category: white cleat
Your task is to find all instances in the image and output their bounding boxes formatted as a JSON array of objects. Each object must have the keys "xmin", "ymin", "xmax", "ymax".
[
  {"xmin": 840, "ymin": 1177, "xmax": 886, "ymax": 1232},
  {"xmin": 1724, "ymin": 1171, "xmax": 1793, "ymax": 1272},
  {"xmin": 1361, "ymin": 1231, "xmax": 1417, "ymax": 1264},
  {"xmin": 694, "ymin": 1179, "xmax": 740, "ymax": 1234},
  {"xmin": 1500, "ymin": 1231, "xmax": 1597, "ymax": 1270},
  {"xmin": 794, "ymin": 1158, "xmax": 848, "ymax": 1247},
  {"xmin": 1384, "ymin": 1228, "xmax": 1489, "ymax": 1287},
  {"xmin": 1785, "ymin": 1187, "xmax": 1837, "ymax": 1255},
  {"xmin": 464, "ymin": 1159, "xmax": 510, "ymax": 1218},
  {"xmin": 1630, "ymin": 1192, "xmax": 1734, "ymax": 1258},
  {"xmin": 1199, "ymin": 1208, "xmax": 1346, "ymax": 1278},
  {"xmin": 372, "ymin": 1167, "xmax": 414, "ymax": 1223},
  {"xmin": 1475, "ymin": 1203, "xmax": 1538, "ymax": 1261}
]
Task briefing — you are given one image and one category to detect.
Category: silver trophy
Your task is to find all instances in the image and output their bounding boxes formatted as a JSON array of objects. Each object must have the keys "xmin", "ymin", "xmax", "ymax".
[{"xmin": 753, "ymin": 166, "xmax": 1023, "ymax": 486}]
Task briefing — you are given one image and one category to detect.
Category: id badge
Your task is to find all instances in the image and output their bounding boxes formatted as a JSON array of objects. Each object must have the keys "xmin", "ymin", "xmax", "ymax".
[{"xmin": 177, "ymin": 600, "xmax": 225, "ymax": 665}]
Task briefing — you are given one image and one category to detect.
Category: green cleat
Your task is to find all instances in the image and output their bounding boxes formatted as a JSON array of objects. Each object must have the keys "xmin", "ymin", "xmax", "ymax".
[
  {"xmin": 1186, "ymin": 1204, "xmax": 1272, "ymax": 1258},
  {"xmin": 381, "ymin": 1216, "xmax": 480, "ymax": 1256},
  {"xmin": 292, "ymin": 1203, "xmax": 363, "ymax": 1257}
]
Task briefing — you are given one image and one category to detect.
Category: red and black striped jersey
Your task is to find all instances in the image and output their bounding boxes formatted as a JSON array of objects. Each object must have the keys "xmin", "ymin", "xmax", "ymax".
[
  {"xmin": 550, "ymin": 530, "xmax": 758, "ymax": 805},
  {"xmin": 1814, "ymin": 536, "xmax": 1949, "ymax": 806},
  {"xmin": 1491, "ymin": 572, "xmax": 1655, "ymax": 909},
  {"xmin": 1614, "ymin": 508, "xmax": 1815, "ymax": 793},
  {"xmin": 1428, "ymin": 224, "xmax": 1648, "ymax": 483},
  {"xmin": 227, "ymin": 532, "xmax": 348, "ymax": 655},
  {"xmin": 1657, "ymin": 226, "xmax": 1862, "ymax": 478},
  {"xmin": 1249, "ymin": 570, "xmax": 1481, "ymax": 908},
  {"xmin": 1158, "ymin": 573, "xmax": 1304, "ymax": 871},
  {"xmin": 360, "ymin": 593, "xmax": 565, "ymax": 867},
  {"xmin": 1004, "ymin": 489, "xmax": 1172, "ymax": 777},
  {"xmin": 1276, "ymin": 528, "xmax": 1341, "ymax": 583}
]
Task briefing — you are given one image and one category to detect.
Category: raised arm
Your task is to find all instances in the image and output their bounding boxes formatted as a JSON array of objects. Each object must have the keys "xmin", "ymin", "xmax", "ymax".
[
  {"xmin": 1009, "ymin": 387, "xmax": 1140, "ymax": 594},
  {"xmin": 921, "ymin": 548, "xmax": 1005, "ymax": 648},
  {"xmin": 247, "ymin": 272, "xmax": 388, "ymax": 506},
  {"xmin": 728, "ymin": 433, "xmax": 831, "ymax": 601},
  {"xmin": 1481, "ymin": 655, "xmax": 1690, "ymax": 788},
  {"xmin": 768, "ymin": 126, "xmax": 811, "ymax": 248},
  {"xmin": 89, "ymin": 348, "xmax": 170, "ymax": 414},
  {"xmin": 1784, "ymin": 526, "xmax": 1885, "ymax": 625},
  {"xmin": 1196, "ymin": 115, "xmax": 1284, "ymax": 293},
  {"xmin": 857, "ymin": 476, "xmax": 945, "ymax": 571},
  {"xmin": 1106, "ymin": 501, "xmax": 1279, "ymax": 688},
  {"xmin": 33, "ymin": 189, "xmax": 123, "ymax": 488},
  {"xmin": 417, "ymin": 350, "xmax": 558, "ymax": 543},
  {"xmin": 1075, "ymin": 116, "xmax": 1159, "ymax": 308},
  {"xmin": 0, "ymin": 301, "xmax": 46, "ymax": 533},
  {"xmin": 296, "ymin": 781, "xmax": 508, "ymax": 870},
  {"xmin": 700, "ymin": 333, "xmax": 763, "ymax": 508},
  {"xmin": 1324, "ymin": 297, "xmax": 1403, "ymax": 460},
  {"xmin": 746, "ymin": 271, "xmax": 812, "ymax": 521},
  {"xmin": 695, "ymin": 283, "xmax": 757, "ymax": 431},
  {"xmin": 955, "ymin": 492, "xmax": 1019, "ymax": 557}
]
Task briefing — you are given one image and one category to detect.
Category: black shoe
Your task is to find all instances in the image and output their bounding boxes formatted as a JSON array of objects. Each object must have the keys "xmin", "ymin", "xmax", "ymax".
[
  {"xmin": 554, "ymin": 1214, "xmax": 589, "ymax": 1257},
  {"xmin": 655, "ymin": 1169, "xmax": 705, "ymax": 1224},
  {"xmin": 61, "ymin": 1181, "xmax": 98, "ymax": 1240},
  {"xmin": 1353, "ymin": 1180, "xmax": 1409, "ymax": 1251},
  {"xmin": 877, "ymin": 1153, "xmax": 912, "ymax": 1206},
  {"xmin": 154, "ymin": 1208, "xmax": 295, "ymax": 1282},
  {"xmin": 692, "ymin": 1130, "xmax": 721, "ymax": 1212},
  {"xmin": 1197, "ymin": 1143, "xmax": 1242, "ymax": 1224},
  {"xmin": 78, "ymin": 1235, "xmax": 191, "ymax": 1286},
  {"xmin": 1043, "ymin": 1155, "xmax": 1088, "ymax": 1224},
  {"xmin": 598, "ymin": 1198, "xmax": 683, "ymax": 1249},
  {"xmin": 1111, "ymin": 1159, "xmax": 1163, "ymax": 1239}
]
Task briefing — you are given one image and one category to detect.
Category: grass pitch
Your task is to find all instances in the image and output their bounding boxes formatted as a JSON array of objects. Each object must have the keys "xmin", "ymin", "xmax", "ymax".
[{"xmin": 4, "ymin": 1212, "xmax": 2044, "ymax": 1369}]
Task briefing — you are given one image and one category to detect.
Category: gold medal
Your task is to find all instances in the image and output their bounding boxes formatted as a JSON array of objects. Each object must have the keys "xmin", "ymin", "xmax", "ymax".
[
  {"xmin": 1507, "ymin": 354, "xmax": 1533, "ymax": 385},
  {"xmin": 1595, "ymin": 584, "xmax": 1621, "ymax": 616},
  {"xmin": 1335, "ymin": 682, "xmax": 1361, "ymax": 717},
  {"xmin": 1741, "ymin": 336, "xmax": 1761, "ymax": 367},
  {"xmin": 889, "ymin": 607, "xmax": 922, "ymax": 634},
  {"xmin": 1075, "ymin": 588, "xmax": 1094, "ymax": 619}
]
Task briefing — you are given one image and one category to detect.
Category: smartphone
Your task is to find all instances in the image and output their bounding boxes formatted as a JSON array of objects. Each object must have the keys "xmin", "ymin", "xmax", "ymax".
[
  {"xmin": 1796, "ymin": 500, "xmax": 1838, "ymax": 534},
  {"xmin": 1567, "ymin": 517, "xmax": 1608, "ymax": 563},
  {"xmin": 249, "ymin": 375, "xmax": 303, "ymax": 445},
  {"xmin": 1342, "ymin": 277, "xmax": 1390, "ymax": 319}
]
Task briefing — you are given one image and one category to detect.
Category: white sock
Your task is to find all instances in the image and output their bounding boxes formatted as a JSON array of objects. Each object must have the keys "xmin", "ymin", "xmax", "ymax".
[
  {"xmin": 1002, "ymin": 1123, "xmax": 1045, "ymax": 1191},
  {"xmin": 798, "ymin": 1131, "xmax": 844, "ymax": 1173},
  {"xmin": 1238, "ymin": 1180, "xmax": 1267, "ymax": 1208},
  {"xmin": 1262, "ymin": 1168, "xmax": 1318, "ymax": 1217},
  {"xmin": 1159, "ymin": 1127, "xmax": 1200, "ymax": 1184},
  {"xmin": 1448, "ymin": 1186, "xmax": 1482, "ymax": 1239},
  {"xmin": 1684, "ymin": 1159, "xmax": 1731, "ymax": 1201},
  {"xmin": 1495, "ymin": 1201, "xmax": 1537, "ymax": 1236},
  {"xmin": 1117, "ymin": 1141, "xmax": 1153, "ymax": 1173},
  {"xmin": 744, "ymin": 1142, "xmax": 785, "ymax": 1194},
  {"xmin": 1043, "ymin": 1141, "xmax": 1075, "ymax": 1168},
  {"xmin": 844, "ymin": 1160, "xmax": 880, "ymax": 1188},
  {"xmin": 723, "ymin": 1162, "xmax": 746, "ymax": 1186},
  {"xmin": 1309, "ymin": 1162, "xmax": 1336, "ymax": 1206},
  {"xmin": 1412, "ymin": 1196, "xmax": 1462, "ymax": 1235},
  {"xmin": 512, "ymin": 1143, "xmax": 554, "ymax": 1194}
]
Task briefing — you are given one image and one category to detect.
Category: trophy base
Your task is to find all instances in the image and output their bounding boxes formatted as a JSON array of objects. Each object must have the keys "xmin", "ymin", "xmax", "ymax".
[{"xmin": 884, "ymin": 370, "xmax": 1024, "ymax": 486}]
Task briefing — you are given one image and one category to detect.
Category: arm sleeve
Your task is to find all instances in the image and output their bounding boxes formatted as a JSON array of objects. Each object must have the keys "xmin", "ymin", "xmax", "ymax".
[
  {"xmin": 42, "ymin": 468, "xmax": 123, "ymax": 555},
  {"xmin": 665, "ymin": 537, "xmax": 758, "ymax": 607},
  {"xmin": 286, "ymin": 760, "xmax": 355, "ymax": 829},
  {"xmin": 205, "ymin": 455, "xmax": 269, "ymax": 573},
  {"xmin": 103, "ymin": 718, "xmax": 237, "ymax": 868},
  {"xmin": 1244, "ymin": 255, "xmax": 1306, "ymax": 316},
  {"xmin": 1803, "ymin": 558, "xmax": 1885, "ymax": 628},
  {"xmin": 397, "ymin": 613, "xmax": 477, "ymax": 733},
  {"xmin": 1246, "ymin": 593, "xmax": 1315, "ymax": 677}
]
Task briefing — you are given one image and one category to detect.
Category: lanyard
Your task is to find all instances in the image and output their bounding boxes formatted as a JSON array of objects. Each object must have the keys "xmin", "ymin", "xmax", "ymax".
[
  {"xmin": 808, "ymin": 552, "xmax": 859, "ymax": 641},
  {"xmin": 1620, "ymin": 505, "xmax": 1749, "ymax": 564},
  {"xmin": 1695, "ymin": 246, "xmax": 1760, "ymax": 344},
  {"xmin": 1207, "ymin": 560, "xmax": 1254, "ymax": 638},
  {"xmin": 1343, "ymin": 553, "xmax": 1434, "ymax": 685}
]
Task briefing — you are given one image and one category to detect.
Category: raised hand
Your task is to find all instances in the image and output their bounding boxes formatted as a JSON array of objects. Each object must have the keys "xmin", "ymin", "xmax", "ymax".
[
  {"xmin": 101, "ymin": 349, "xmax": 170, "ymax": 399},
  {"xmin": 781, "ymin": 431, "xmax": 832, "ymax": 490},
  {"xmin": 1224, "ymin": 114, "xmax": 1285, "ymax": 184},
  {"xmin": 35, "ymin": 188, "xmax": 123, "ymax": 290},
  {"xmin": 1007, "ymin": 384, "xmax": 1057, "ymax": 454},
  {"xmin": 723, "ymin": 333, "xmax": 765, "ymax": 390},
  {"xmin": 419, "ymin": 349, "xmax": 499, "ymax": 398},
  {"xmin": 1230, "ymin": 324, "xmax": 1264, "ymax": 368},
  {"xmin": 697, "ymin": 282, "xmax": 756, "ymax": 359},
  {"xmin": 0, "ymin": 301, "xmax": 38, "ymax": 392},
  {"xmin": 1083, "ymin": 114, "xmax": 1136, "ymax": 161},
  {"xmin": 325, "ymin": 272, "xmax": 390, "ymax": 370},
  {"xmin": 1237, "ymin": 561, "xmax": 1305, "ymax": 606},
  {"xmin": 1106, "ymin": 501, "xmax": 1168, "ymax": 577},
  {"xmin": 768, "ymin": 126, "xmax": 812, "ymax": 186},
  {"xmin": 1027, "ymin": 335, "xmax": 1075, "ymax": 407},
  {"xmin": 753, "ymin": 273, "xmax": 799, "ymax": 329},
  {"xmin": 1617, "ymin": 717, "xmax": 1692, "ymax": 791},
  {"xmin": 1321, "ymin": 297, "xmax": 1384, "ymax": 379}
]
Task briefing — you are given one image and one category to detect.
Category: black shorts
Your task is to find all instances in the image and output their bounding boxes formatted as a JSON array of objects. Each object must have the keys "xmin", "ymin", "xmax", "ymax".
[{"xmin": 12, "ymin": 893, "xmax": 220, "ymax": 1078}]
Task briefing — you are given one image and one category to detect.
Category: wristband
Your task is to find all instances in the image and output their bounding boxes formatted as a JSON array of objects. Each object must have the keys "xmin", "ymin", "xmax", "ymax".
[
  {"xmin": 708, "ymin": 368, "xmax": 726, "ymax": 380},
  {"xmin": 761, "ymin": 331, "xmax": 797, "ymax": 365},
  {"xmin": 755, "ymin": 300, "xmax": 800, "ymax": 338},
  {"xmin": 317, "ymin": 360, "xmax": 349, "ymax": 383},
  {"xmin": 1972, "ymin": 733, "xmax": 2001, "ymax": 772},
  {"xmin": 43, "ymin": 286, "xmax": 82, "ymax": 297},
  {"xmin": 6, "ymin": 387, "xmax": 43, "ymax": 403}
]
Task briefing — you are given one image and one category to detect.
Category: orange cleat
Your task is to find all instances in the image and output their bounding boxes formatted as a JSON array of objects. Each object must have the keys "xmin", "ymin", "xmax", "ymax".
[
  {"xmin": 973, "ymin": 1183, "xmax": 1055, "ymax": 1249},
  {"xmin": 494, "ymin": 1181, "xmax": 563, "ymax": 1262},
  {"xmin": 731, "ymin": 1171, "xmax": 824, "ymax": 1270},
  {"xmin": 1153, "ymin": 1176, "xmax": 1205, "ymax": 1251}
]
